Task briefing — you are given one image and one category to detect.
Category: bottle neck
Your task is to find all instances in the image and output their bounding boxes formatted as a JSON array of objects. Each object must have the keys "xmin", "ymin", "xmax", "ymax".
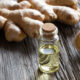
[{"xmin": 39, "ymin": 27, "xmax": 58, "ymax": 41}]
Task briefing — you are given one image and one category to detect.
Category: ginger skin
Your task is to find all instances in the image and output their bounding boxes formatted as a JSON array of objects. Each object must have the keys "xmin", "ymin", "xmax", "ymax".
[
  {"xmin": 52, "ymin": 6, "xmax": 80, "ymax": 25},
  {"xmin": 18, "ymin": 0, "xmax": 78, "ymax": 9},
  {"xmin": 18, "ymin": 0, "xmax": 80, "ymax": 24},
  {"xmin": 0, "ymin": 9, "xmax": 44, "ymax": 38},
  {"xmin": 29, "ymin": 0, "xmax": 57, "ymax": 21},
  {"xmin": 46, "ymin": 0, "xmax": 78, "ymax": 9},
  {"xmin": 0, "ymin": 0, "xmax": 31, "ymax": 10},
  {"xmin": 0, "ymin": 0, "xmax": 80, "ymax": 42},
  {"xmin": 0, "ymin": 16, "xmax": 7, "ymax": 29},
  {"xmin": 23, "ymin": 0, "xmax": 80, "ymax": 25},
  {"xmin": 0, "ymin": 16, "xmax": 26, "ymax": 42},
  {"xmin": 74, "ymin": 32, "xmax": 80, "ymax": 51},
  {"xmin": 0, "ymin": 0, "xmax": 30, "ymax": 42},
  {"xmin": 4, "ymin": 21, "xmax": 26, "ymax": 42},
  {"xmin": 0, "ymin": 0, "xmax": 44, "ymax": 42}
]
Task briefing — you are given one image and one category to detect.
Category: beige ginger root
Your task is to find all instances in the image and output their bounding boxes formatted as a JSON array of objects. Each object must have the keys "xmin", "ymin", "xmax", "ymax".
[
  {"xmin": 0, "ymin": 0, "xmax": 31, "ymax": 10},
  {"xmin": 0, "ymin": 9, "xmax": 44, "ymax": 38},
  {"xmin": 18, "ymin": 0, "xmax": 78, "ymax": 9},
  {"xmin": 2, "ymin": 0, "xmax": 79, "ymax": 25},
  {"xmin": 74, "ymin": 31, "xmax": 80, "ymax": 51},
  {"xmin": 46, "ymin": 0, "xmax": 78, "ymax": 9},
  {"xmin": 0, "ymin": 0, "xmax": 28, "ymax": 42},
  {"xmin": 0, "ymin": 0, "xmax": 44, "ymax": 41},
  {"xmin": 18, "ymin": 0, "xmax": 78, "ymax": 22},
  {"xmin": 29, "ymin": 0, "xmax": 57, "ymax": 21},
  {"xmin": 0, "ymin": 9, "xmax": 44, "ymax": 21},
  {"xmin": 52, "ymin": 6, "xmax": 80, "ymax": 25},
  {"xmin": 4, "ymin": 21, "xmax": 26, "ymax": 42},
  {"xmin": 0, "ymin": 16, "xmax": 7, "ymax": 29},
  {"xmin": 0, "ymin": 0, "xmax": 79, "ymax": 42},
  {"xmin": 0, "ymin": 16, "xmax": 26, "ymax": 42},
  {"xmin": 25, "ymin": 0, "xmax": 80, "ymax": 25},
  {"xmin": 18, "ymin": 9, "xmax": 45, "ymax": 21}
]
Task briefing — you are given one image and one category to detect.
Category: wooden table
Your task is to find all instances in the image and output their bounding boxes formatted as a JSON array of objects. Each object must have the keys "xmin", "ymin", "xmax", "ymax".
[{"xmin": 0, "ymin": 1, "xmax": 80, "ymax": 80}]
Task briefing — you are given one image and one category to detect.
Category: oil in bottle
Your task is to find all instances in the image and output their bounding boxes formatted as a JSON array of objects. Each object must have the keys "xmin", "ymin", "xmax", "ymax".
[{"xmin": 38, "ymin": 23, "xmax": 60, "ymax": 73}]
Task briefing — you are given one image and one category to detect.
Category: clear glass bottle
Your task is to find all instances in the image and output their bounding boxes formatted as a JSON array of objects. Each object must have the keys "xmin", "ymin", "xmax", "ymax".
[{"xmin": 38, "ymin": 23, "xmax": 60, "ymax": 73}]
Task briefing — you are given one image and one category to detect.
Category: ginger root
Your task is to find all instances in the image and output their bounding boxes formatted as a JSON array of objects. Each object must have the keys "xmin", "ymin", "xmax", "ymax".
[
  {"xmin": 18, "ymin": 0, "xmax": 78, "ymax": 9},
  {"xmin": 0, "ymin": 0, "xmax": 45, "ymax": 41},
  {"xmin": 0, "ymin": 9, "xmax": 44, "ymax": 38},
  {"xmin": 52, "ymin": 6, "xmax": 80, "ymax": 25},
  {"xmin": 46, "ymin": 0, "xmax": 78, "ymax": 9},
  {"xmin": 0, "ymin": 0, "xmax": 31, "ymax": 10},
  {"xmin": 29, "ymin": 0, "xmax": 57, "ymax": 21},
  {"xmin": 4, "ymin": 21, "xmax": 26, "ymax": 42},
  {"xmin": 0, "ymin": 16, "xmax": 7, "ymax": 29},
  {"xmin": 0, "ymin": 0, "xmax": 80, "ymax": 42},
  {"xmin": 25, "ymin": 0, "xmax": 80, "ymax": 25},
  {"xmin": 0, "ymin": 16, "xmax": 26, "ymax": 42},
  {"xmin": 0, "ymin": 9, "xmax": 44, "ymax": 21},
  {"xmin": 74, "ymin": 31, "xmax": 80, "ymax": 51}
]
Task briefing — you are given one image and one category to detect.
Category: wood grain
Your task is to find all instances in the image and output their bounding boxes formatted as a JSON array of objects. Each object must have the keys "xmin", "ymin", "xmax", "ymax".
[{"xmin": 0, "ymin": 0, "xmax": 80, "ymax": 80}]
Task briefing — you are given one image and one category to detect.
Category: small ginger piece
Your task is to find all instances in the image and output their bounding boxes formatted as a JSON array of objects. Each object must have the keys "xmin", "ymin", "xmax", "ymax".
[
  {"xmin": 20, "ymin": 17, "xmax": 43, "ymax": 37},
  {"xmin": 52, "ymin": 6, "xmax": 80, "ymax": 25},
  {"xmin": 46, "ymin": 0, "xmax": 78, "ymax": 9},
  {"xmin": 0, "ymin": 0, "xmax": 31, "ymax": 10},
  {"xmin": 74, "ymin": 31, "xmax": 80, "ymax": 51},
  {"xmin": 0, "ymin": 9, "xmax": 44, "ymax": 38},
  {"xmin": 0, "ymin": 16, "xmax": 7, "ymax": 29},
  {"xmin": 19, "ymin": 1, "xmax": 31, "ymax": 8},
  {"xmin": 4, "ymin": 21, "xmax": 26, "ymax": 42},
  {"xmin": 19, "ymin": 9, "xmax": 45, "ymax": 21},
  {"xmin": 0, "ymin": 9, "xmax": 44, "ymax": 21},
  {"xmin": 29, "ymin": 0, "xmax": 57, "ymax": 21}
]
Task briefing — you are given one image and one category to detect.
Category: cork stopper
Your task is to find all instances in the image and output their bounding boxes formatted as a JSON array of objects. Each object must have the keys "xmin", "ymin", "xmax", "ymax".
[{"xmin": 42, "ymin": 23, "xmax": 56, "ymax": 33}]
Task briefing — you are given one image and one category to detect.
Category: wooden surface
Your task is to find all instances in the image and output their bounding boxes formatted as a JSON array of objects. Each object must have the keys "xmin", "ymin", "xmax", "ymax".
[{"xmin": 0, "ymin": 1, "xmax": 80, "ymax": 80}]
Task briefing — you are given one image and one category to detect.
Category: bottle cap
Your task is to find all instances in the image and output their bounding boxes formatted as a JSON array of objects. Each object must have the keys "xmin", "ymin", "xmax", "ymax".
[{"xmin": 42, "ymin": 23, "xmax": 56, "ymax": 33}]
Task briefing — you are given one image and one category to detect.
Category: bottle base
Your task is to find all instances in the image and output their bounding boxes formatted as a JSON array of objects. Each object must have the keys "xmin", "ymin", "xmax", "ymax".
[{"xmin": 39, "ymin": 65, "xmax": 59, "ymax": 74}]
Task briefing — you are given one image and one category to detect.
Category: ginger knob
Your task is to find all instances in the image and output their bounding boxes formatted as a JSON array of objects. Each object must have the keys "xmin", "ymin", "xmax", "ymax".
[{"xmin": 74, "ymin": 32, "xmax": 80, "ymax": 51}]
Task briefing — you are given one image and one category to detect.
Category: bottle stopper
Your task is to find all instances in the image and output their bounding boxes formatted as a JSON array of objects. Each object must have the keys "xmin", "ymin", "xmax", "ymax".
[{"xmin": 42, "ymin": 23, "xmax": 56, "ymax": 33}]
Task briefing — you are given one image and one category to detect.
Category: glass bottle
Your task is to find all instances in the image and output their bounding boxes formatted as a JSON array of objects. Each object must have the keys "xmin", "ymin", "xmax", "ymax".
[{"xmin": 38, "ymin": 23, "xmax": 60, "ymax": 73}]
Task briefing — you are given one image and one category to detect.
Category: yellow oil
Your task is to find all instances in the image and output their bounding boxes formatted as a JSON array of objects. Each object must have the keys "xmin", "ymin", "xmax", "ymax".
[{"xmin": 39, "ymin": 44, "xmax": 60, "ymax": 73}]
